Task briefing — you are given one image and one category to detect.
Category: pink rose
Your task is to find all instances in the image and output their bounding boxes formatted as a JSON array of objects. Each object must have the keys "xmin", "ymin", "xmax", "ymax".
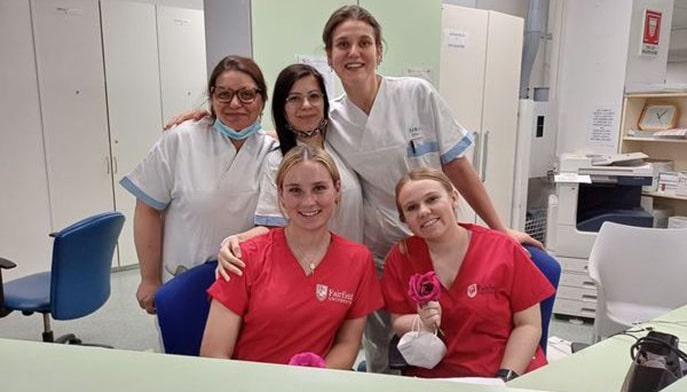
[
  {"xmin": 408, "ymin": 271, "xmax": 441, "ymax": 307},
  {"xmin": 288, "ymin": 352, "xmax": 326, "ymax": 368}
]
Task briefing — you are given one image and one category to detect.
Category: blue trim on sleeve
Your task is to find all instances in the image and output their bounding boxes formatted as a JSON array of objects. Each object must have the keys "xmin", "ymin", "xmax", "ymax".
[
  {"xmin": 119, "ymin": 177, "xmax": 168, "ymax": 211},
  {"xmin": 254, "ymin": 215, "xmax": 287, "ymax": 227},
  {"xmin": 440, "ymin": 133, "xmax": 475, "ymax": 165},
  {"xmin": 406, "ymin": 141, "xmax": 440, "ymax": 157}
]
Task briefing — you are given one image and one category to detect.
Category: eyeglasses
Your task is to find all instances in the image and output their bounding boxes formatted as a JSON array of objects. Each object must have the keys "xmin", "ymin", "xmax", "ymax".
[
  {"xmin": 285, "ymin": 91, "xmax": 324, "ymax": 108},
  {"xmin": 211, "ymin": 87, "xmax": 262, "ymax": 104}
]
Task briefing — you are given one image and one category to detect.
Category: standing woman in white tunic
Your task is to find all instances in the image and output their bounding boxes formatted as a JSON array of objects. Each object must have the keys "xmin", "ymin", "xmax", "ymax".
[
  {"xmin": 318, "ymin": 5, "xmax": 542, "ymax": 373},
  {"xmin": 120, "ymin": 55, "xmax": 277, "ymax": 315},
  {"xmin": 216, "ymin": 64, "xmax": 363, "ymax": 276}
]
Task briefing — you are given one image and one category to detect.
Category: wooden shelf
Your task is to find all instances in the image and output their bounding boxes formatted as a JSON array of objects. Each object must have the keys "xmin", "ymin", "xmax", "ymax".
[
  {"xmin": 643, "ymin": 191, "xmax": 687, "ymax": 201},
  {"xmin": 623, "ymin": 137, "xmax": 687, "ymax": 143}
]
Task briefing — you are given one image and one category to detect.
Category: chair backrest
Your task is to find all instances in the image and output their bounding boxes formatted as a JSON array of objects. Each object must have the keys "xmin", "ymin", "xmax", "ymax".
[
  {"xmin": 588, "ymin": 222, "xmax": 687, "ymax": 339},
  {"xmin": 50, "ymin": 212, "xmax": 125, "ymax": 320},
  {"xmin": 524, "ymin": 244, "xmax": 561, "ymax": 354},
  {"xmin": 155, "ymin": 260, "xmax": 217, "ymax": 356}
]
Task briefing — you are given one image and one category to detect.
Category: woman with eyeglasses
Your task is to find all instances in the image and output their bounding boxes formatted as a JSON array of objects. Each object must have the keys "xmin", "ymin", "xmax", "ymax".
[
  {"xmin": 120, "ymin": 55, "xmax": 278, "ymax": 315},
  {"xmin": 216, "ymin": 64, "xmax": 364, "ymax": 277}
]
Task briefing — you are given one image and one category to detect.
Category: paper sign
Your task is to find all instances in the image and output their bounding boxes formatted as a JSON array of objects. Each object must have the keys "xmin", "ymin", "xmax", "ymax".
[
  {"xmin": 554, "ymin": 173, "xmax": 592, "ymax": 184},
  {"xmin": 405, "ymin": 67, "xmax": 432, "ymax": 83},
  {"xmin": 588, "ymin": 106, "xmax": 618, "ymax": 147},
  {"xmin": 296, "ymin": 55, "xmax": 335, "ymax": 98},
  {"xmin": 444, "ymin": 29, "xmax": 468, "ymax": 49}
]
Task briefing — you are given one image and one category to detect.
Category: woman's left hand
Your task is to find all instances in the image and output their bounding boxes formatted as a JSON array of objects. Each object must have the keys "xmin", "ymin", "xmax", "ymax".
[{"xmin": 506, "ymin": 228, "xmax": 544, "ymax": 250}]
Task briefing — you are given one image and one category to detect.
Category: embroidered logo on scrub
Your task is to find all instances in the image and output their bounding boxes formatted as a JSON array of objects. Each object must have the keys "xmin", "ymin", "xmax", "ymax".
[
  {"xmin": 467, "ymin": 283, "xmax": 498, "ymax": 298},
  {"xmin": 315, "ymin": 283, "xmax": 354, "ymax": 305},
  {"xmin": 316, "ymin": 284, "xmax": 328, "ymax": 302},
  {"xmin": 467, "ymin": 283, "xmax": 477, "ymax": 298}
]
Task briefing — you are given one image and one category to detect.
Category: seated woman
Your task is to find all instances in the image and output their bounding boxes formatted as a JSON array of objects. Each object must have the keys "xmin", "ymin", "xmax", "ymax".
[
  {"xmin": 380, "ymin": 167, "xmax": 554, "ymax": 380},
  {"xmin": 200, "ymin": 145, "xmax": 383, "ymax": 369}
]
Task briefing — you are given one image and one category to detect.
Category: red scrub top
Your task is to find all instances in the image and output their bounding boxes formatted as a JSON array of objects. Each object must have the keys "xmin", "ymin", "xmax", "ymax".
[
  {"xmin": 381, "ymin": 223, "xmax": 554, "ymax": 378},
  {"xmin": 208, "ymin": 228, "xmax": 383, "ymax": 364}
]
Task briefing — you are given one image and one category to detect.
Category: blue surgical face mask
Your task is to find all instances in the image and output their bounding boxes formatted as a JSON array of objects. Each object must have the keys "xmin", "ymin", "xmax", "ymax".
[{"xmin": 213, "ymin": 118, "xmax": 262, "ymax": 140}]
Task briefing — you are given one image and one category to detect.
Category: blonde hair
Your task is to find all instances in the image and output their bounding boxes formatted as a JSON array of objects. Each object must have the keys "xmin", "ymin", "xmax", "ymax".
[
  {"xmin": 276, "ymin": 145, "xmax": 341, "ymax": 192},
  {"xmin": 395, "ymin": 167, "xmax": 456, "ymax": 222}
]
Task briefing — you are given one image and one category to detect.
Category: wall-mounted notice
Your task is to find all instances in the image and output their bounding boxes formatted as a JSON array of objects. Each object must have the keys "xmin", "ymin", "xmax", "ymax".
[
  {"xmin": 405, "ymin": 67, "xmax": 432, "ymax": 83},
  {"xmin": 443, "ymin": 29, "xmax": 468, "ymax": 49},
  {"xmin": 296, "ymin": 55, "xmax": 335, "ymax": 98},
  {"xmin": 587, "ymin": 106, "xmax": 618, "ymax": 147},
  {"xmin": 640, "ymin": 9, "xmax": 662, "ymax": 57}
]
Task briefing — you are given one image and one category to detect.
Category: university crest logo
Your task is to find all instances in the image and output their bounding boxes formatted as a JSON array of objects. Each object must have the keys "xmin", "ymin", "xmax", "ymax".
[{"xmin": 316, "ymin": 284, "xmax": 329, "ymax": 302}]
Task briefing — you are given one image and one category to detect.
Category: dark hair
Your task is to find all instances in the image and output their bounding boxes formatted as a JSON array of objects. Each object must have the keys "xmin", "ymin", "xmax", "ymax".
[
  {"xmin": 322, "ymin": 5, "xmax": 383, "ymax": 54},
  {"xmin": 207, "ymin": 55, "xmax": 268, "ymax": 118},
  {"xmin": 272, "ymin": 64, "xmax": 330, "ymax": 156}
]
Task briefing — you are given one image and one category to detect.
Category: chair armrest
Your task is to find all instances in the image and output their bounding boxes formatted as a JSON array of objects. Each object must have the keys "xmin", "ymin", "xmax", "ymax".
[
  {"xmin": 0, "ymin": 257, "xmax": 17, "ymax": 317},
  {"xmin": 0, "ymin": 257, "xmax": 17, "ymax": 270}
]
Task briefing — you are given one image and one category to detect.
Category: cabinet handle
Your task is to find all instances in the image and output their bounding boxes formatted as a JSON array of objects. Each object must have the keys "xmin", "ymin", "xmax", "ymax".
[
  {"xmin": 105, "ymin": 157, "xmax": 110, "ymax": 175},
  {"xmin": 113, "ymin": 156, "xmax": 118, "ymax": 174},
  {"xmin": 481, "ymin": 130, "xmax": 489, "ymax": 182},
  {"xmin": 582, "ymin": 294, "xmax": 597, "ymax": 301}
]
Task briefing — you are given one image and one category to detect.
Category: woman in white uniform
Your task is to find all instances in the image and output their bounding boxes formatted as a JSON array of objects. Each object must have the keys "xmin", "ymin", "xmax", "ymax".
[
  {"xmin": 216, "ymin": 64, "xmax": 363, "ymax": 273},
  {"xmin": 120, "ymin": 55, "xmax": 278, "ymax": 315}
]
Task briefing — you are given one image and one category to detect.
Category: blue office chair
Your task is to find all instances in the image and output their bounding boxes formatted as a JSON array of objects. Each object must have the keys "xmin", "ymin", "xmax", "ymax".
[
  {"xmin": 155, "ymin": 260, "xmax": 217, "ymax": 356},
  {"xmin": 0, "ymin": 212, "xmax": 125, "ymax": 344},
  {"xmin": 387, "ymin": 244, "xmax": 561, "ymax": 370}
]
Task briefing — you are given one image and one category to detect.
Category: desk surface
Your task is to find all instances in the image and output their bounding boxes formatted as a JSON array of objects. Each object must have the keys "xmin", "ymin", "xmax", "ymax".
[
  {"xmin": 509, "ymin": 305, "xmax": 687, "ymax": 392},
  {"xmin": 0, "ymin": 338, "xmax": 547, "ymax": 392}
]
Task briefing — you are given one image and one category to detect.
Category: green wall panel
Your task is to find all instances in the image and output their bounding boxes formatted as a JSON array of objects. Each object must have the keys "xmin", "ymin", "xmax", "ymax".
[
  {"xmin": 359, "ymin": 0, "xmax": 441, "ymax": 86},
  {"xmin": 252, "ymin": 0, "xmax": 441, "ymax": 130}
]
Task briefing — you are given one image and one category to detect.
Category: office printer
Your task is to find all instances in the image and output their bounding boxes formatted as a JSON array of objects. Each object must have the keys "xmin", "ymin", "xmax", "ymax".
[{"xmin": 549, "ymin": 152, "xmax": 654, "ymax": 318}]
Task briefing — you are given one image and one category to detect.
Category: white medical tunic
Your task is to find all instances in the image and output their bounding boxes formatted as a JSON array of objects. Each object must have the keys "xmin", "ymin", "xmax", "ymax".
[
  {"xmin": 327, "ymin": 76, "xmax": 474, "ymax": 263},
  {"xmin": 120, "ymin": 118, "xmax": 278, "ymax": 279},
  {"xmin": 253, "ymin": 139, "xmax": 364, "ymax": 243}
]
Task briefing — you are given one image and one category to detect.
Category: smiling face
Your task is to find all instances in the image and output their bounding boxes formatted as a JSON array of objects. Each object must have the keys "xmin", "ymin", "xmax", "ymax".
[
  {"xmin": 279, "ymin": 160, "xmax": 341, "ymax": 232},
  {"xmin": 211, "ymin": 70, "xmax": 263, "ymax": 131},
  {"xmin": 284, "ymin": 75, "xmax": 326, "ymax": 135},
  {"xmin": 326, "ymin": 20, "xmax": 381, "ymax": 87},
  {"xmin": 397, "ymin": 179, "xmax": 459, "ymax": 241}
]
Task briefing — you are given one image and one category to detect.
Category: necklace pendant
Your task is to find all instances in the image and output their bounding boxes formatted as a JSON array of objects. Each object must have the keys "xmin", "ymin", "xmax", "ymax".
[{"xmin": 309, "ymin": 262, "xmax": 316, "ymax": 272}]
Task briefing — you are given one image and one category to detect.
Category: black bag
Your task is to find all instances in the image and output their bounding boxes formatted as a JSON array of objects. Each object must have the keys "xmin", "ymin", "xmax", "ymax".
[{"xmin": 621, "ymin": 331, "xmax": 687, "ymax": 392}]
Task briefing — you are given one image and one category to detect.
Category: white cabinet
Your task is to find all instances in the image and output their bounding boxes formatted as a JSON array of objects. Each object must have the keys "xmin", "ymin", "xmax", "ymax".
[
  {"xmin": 156, "ymin": 6, "xmax": 207, "ymax": 123},
  {"xmin": 439, "ymin": 5, "xmax": 524, "ymax": 227},
  {"xmin": 101, "ymin": 0, "xmax": 164, "ymax": 267},
  {"xmin": 0, "ymin": 0, "xmax": 53, "ymax": 279},
  {"xmin": 0, "ymin": 0, "xmax": 206, "ymax": 276},
  {"xmin": 31, "ymin": 0, "xmax": 114, "ymax": 232}
]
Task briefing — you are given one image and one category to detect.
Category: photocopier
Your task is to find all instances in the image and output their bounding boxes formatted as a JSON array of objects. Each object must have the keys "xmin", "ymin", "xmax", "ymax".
[{"xmin": 548, "ymin": 152, "xmax": 654, "ymax": 319}]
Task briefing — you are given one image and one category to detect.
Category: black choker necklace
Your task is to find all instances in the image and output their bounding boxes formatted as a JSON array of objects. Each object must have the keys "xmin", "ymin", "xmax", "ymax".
[{"xmin": 288, "ymin": 119, "xmax": 328, "ymax": 139}]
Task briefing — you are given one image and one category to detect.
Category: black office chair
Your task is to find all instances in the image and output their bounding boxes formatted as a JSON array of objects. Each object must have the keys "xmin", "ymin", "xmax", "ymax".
[
  {"xmin": 0, "ymin": 212, "xmax": 125, "ymax": 344},
  {"xmin": 388, "ymin": 244, "xmax": 561, "ymax": 370}
]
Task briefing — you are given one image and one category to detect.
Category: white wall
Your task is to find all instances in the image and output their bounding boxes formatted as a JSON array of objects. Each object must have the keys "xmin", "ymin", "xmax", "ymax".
[
  {"xmin": 553, "ymin": 0, "xmax": 633, "ymax": 155},
  {"xmin": 625, "ymin": 0, "xmax": 674, "ymax": 89}
]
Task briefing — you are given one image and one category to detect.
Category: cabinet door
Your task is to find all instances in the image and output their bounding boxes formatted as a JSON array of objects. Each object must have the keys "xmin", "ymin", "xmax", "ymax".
[
  {"xmin": 0, "ymin": 0, "xmax": 53, "ymax": 279},
  {"xmin": 480, "ymin": 11, "xmax": 523, "ymax": 228},
  {"xmin": 157, "ymin": 6, "xmax": 207, "ymax": 124},
  {"xmin": 31, "ymin": 0, "xmax": 114, "ymax": 231},
  {"xmin": 439, "ymin": 5, "xmax": 488, "ymax": 224},
  {"xmin": 101, "ymin": 0, "xmax": 163, "ymax": 267}
]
